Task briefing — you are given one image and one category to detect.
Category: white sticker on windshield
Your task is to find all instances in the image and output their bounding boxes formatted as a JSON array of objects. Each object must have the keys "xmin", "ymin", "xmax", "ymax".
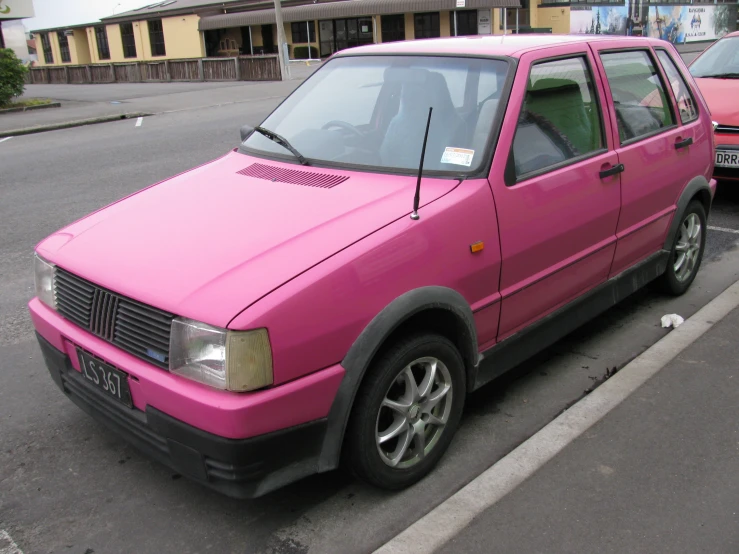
[{"xmin": 441, "ymin": 147, "xmax": 475, "ymax": 167}]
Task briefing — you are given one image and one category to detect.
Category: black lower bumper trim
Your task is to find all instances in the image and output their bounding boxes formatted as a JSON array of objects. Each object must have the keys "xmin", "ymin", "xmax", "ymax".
[{"xmin": 36, "ymin": 332, "xmax": 327, "ymax": 498}]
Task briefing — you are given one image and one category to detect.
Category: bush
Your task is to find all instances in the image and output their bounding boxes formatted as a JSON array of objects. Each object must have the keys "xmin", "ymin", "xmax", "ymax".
[
  {"xmin": 293, "ymin": 45, "xmax": 318, "ymax": 60},
  {"xmin": 0, "ymin": 48, "xmax": 27, "ymax": 107}
]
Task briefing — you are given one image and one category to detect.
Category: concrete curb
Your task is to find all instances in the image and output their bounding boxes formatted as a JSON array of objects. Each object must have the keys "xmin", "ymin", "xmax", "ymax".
[
  {"xmin": 375, "ymin": 278, "xmax": 739, "ymax": 554},
  {"xmin": 0, "ymin": 112, "xmax": 152, "ymax": 138},
  {"xmin": 0, "ymin": 102, "xmax": 61, "ymax": 114}
]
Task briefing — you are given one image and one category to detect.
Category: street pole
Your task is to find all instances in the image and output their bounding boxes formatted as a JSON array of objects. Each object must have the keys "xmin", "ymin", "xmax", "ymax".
[
  {"xmin": 454, "ymin": 10, "xmax": 458, "ymax": 36},
  {"xmin": 273, "ymin": 0, "xmax": 291, "ymax": 80}
]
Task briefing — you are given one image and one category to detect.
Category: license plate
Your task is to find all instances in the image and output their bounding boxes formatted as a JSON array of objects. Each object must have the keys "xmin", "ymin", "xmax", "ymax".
[
  {"xmin": 716, "ymin": 150, "xmax": 739, "ymax": 168},
  {"xmin": 77, "ymin": 349, "xmax": 133, "ymax": 408}
]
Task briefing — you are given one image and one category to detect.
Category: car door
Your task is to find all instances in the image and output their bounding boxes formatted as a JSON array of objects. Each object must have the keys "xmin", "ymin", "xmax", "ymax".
[
  {"xmin": 489, "ymin": 46, "xmax": 621, "ymax": 340},
  {"xmin": 590, "ymin": 43, "xmax": 704, "ymax": 276}
]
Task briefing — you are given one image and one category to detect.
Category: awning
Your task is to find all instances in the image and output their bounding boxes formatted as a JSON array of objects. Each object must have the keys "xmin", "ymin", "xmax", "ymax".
[{"xmin": 199, "ymin": 0, "xmax": 521, "ymax": 31}]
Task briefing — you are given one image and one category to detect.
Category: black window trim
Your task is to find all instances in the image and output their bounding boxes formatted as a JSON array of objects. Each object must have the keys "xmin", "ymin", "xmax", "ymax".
[
  {"xmin": 505, "ymin": 52, "xmax": 609, "ymax": 186},
  {"xmin": 653, "ymin": 47, "xmax": 701, "ymax": 126},
  {"xmin": 95, "ymin": 25, "xmax": 111, "ymax": 61},
  {"xmin": 238, "ymin": 52, "xmax": 518, "ymax": 182},
  {"xmin": 148, "ymin": 19, "xmax": 166, "ymax": 57},
  {"xmin": 597, "ymin": 46, "xmax": 679, "ymax": 148},
  {"xmin": 57, "ymin": 31, "xmax": 71, "ymax": 64},
  {"xmin": 120, "ymin": 22, "xmax": 137, "ymax": 59}
]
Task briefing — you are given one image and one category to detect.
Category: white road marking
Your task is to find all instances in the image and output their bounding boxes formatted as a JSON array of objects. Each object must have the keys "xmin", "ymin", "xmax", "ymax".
[
  {"xmin": 0, "ymin": 530, "xmax": 23, "ymax": 554},
  {"xmin": 375, "ymin": 279, "xmax": 739, "ymax": 554},
  {"xmin": 0, "ymin": 137, "xmax": 13, "ymax": 143},
  {"xmin": 135, "ymin": 117, "xmax": 143, "ymax": 127},
  {"xmin": 708, "ymin": 225, "xmax": 739, "ymax": 235}
]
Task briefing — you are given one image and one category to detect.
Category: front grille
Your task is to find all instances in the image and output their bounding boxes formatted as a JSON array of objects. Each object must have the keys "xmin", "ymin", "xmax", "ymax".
[
  {"xmin": 716, "ymin": 124, "xmax": 739, "ymax": 135},
  {"xmin": 54, "ymin": 268, "xmax": 173, "ymax": 368}
]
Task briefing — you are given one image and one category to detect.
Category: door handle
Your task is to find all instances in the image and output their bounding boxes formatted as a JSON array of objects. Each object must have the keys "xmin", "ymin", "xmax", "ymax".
[
  {"xmin": 675, "ymin": 137, "xmax": 693, "ymax": 149},
  {"xmin": 599, "ymin": 163, "xmax": 624, "ymax": 179}
]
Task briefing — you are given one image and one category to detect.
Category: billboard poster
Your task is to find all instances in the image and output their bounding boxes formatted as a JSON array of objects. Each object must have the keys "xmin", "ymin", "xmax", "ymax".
[
  {"xmin": 570, "ymin": 6, "xmax": 629, "ymax": 36},
  {"xmin": 647, "ymin": 5, "xmax": 736, "ymax": 44}
]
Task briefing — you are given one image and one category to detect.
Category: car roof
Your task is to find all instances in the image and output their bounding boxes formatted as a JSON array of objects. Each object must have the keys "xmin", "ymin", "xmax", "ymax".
[{"xmin": 335, "ymin": 34, "xmax": 668, "ymax": 59}]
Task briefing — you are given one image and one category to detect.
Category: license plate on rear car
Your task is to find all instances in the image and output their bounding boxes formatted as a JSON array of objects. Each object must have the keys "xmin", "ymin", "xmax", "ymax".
[
  {"xmin": 77, "ymin": 349, "xmax": 133, "ymax": 408},
  {"xmin": 716, "ymin": 151, "xmax": 739, "ymax": 168}
]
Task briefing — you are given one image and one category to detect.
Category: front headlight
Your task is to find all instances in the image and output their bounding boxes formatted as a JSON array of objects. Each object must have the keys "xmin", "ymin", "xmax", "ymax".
[
  {"xmin": 169, "ymin": 318, "xmax": 273, "ymax": 392},
  {"xmin": 34, "ymin": 254, "xmax": 56, "ymax": 310}
]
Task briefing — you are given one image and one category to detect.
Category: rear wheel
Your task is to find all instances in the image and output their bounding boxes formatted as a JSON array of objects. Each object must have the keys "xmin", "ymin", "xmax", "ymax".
[
  {"xmin": 344, "ymin": 333, "xmax": 466, "ymax": 490},
  {"xmin": 657, "ymin": 200, "xmax": 706, "ymax": 296}
]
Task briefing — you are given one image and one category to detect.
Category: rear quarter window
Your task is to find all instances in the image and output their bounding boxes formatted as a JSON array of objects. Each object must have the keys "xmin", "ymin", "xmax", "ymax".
[{"xmin": 655, "ymin": 49, "xmax": 699, "ymax": 124}]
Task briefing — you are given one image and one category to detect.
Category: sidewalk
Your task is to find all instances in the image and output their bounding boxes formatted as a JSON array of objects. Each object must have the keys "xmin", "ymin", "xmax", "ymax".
[{"xmin": 438, "ymin": 303, "xmax": 739, "ymax": 553}]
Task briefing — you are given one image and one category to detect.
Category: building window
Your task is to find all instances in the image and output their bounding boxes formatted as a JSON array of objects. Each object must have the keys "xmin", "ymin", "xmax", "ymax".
[
  {"xmin": 95, "ymin": 26, "xmax": 110, "ymax": 60},
  {"xmin": 381, "ymin": 14, "xmax": 405, "ymax": 43},
  {"xmin": 40, "ymin": 33, "xmax": 54, "ymax": 64},
  {"xmin": 451, "ymin": 9, "xmax": 478, "ymax": 36},
  {"xmin": 148, "ymin": 19, "xmax": 166, "ymax": 57},
  {"xmin": 291, "ymin": 21, "xmax": 316, "ymax": 43},
  {"xmin": 58, "ymin": 32, "xmax": 71, "ymax": 63},
  {"xmin": 414, "ymin": 12, "xmax": 440, "ymax": 39},
  {"xmin": 120, "ymin": 23, "xmax": 137, "ymax": 58}
]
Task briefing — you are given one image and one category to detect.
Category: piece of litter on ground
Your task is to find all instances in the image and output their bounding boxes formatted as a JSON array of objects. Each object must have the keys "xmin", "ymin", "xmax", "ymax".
[
  {"xmin": 135, "ymin": 117, "xmax": 143, "ymax": 127},
  {"xmin": 661, "ymin": 314, "xmax": 684, "ymax": 328}
]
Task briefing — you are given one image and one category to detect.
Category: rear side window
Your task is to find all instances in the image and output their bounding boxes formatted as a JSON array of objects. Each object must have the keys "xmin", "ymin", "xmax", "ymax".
[
  {"xmin": 656, "ymin": 50, "xmax": 699, "ymax": 124},
  {"xmin": 511, "ymin": 56, "xmax": 603, "ymax": 179},
  {"xmin": 600, "ymin": 50, "xmax": 675, "ymax": 144}
]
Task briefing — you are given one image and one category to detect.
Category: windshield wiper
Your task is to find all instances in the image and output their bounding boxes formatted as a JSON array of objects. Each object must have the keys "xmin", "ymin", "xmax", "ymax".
[
  {"xmin": 697, "ymin": 73, "xmax": 739, "ymax": 79},
  {"xmin": 254, "ymin": 126, "xmax": 309, "ymax": 165}
]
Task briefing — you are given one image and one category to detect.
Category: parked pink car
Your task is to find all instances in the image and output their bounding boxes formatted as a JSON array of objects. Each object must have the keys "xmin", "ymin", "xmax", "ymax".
[{"xmin": 31, "ymin": 35, "xmax": 715, "ymax": 498}]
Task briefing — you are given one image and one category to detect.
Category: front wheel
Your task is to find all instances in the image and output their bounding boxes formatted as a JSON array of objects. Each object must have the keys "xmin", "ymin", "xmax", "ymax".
[
  {"xmin": 657, "ymin": 200, "xmax": 707, "ymax": 296},
  {"xmin": 344, "ymin": 333, "xmax": 466, "ymax": 490}
]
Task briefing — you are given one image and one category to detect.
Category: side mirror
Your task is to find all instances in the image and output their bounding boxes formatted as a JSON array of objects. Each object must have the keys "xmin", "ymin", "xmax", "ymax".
[{"xmin": 240, "ymin": 124, "xmax": 254, "ymax": 142}]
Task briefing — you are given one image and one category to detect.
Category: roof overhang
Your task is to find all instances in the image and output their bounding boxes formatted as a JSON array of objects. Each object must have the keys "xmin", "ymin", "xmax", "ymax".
[{"xmin": 199, "ymin": 0, "xmax": 521, "ymax": 31}]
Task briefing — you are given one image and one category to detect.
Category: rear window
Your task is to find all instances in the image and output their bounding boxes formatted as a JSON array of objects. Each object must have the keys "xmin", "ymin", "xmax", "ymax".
[
  {"xmin": 656, "ymin": 50, "xmax": 699, "ymax": 124},
  {"xmin": 600, "ymin": 50, "xmax": 675, "ymax": 144}
]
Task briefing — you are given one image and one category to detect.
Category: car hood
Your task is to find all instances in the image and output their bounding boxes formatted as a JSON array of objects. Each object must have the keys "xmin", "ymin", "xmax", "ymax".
[
  {"xmin": 38, "ymin": 151, "xmax": 458, "ymax": 327},
  {"xmin": 694, "ymin": 78, "xmax": 739, "ymax": 125}
]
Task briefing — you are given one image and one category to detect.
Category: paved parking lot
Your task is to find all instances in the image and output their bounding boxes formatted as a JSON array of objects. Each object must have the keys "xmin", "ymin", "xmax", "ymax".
[{"xmin": 1, "ymin": 49, "xmax": 737, "ymax": 554}]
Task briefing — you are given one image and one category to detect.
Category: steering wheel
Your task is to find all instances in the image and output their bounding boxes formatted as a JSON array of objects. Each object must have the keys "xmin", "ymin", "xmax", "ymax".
[{"xmin": 321, "ymin": 120, "xmax": 364, "ymax": 139}]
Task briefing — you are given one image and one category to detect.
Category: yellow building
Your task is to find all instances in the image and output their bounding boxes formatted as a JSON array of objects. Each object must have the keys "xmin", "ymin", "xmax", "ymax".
[{"xmin": 32, "ymin": 0, "xmax": 533, "ymax": 67}]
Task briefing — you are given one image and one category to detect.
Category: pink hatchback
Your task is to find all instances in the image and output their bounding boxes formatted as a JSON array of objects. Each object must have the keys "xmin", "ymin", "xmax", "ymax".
[{"xmin": 30, "ymin": 35, "xmax": 715, "ymax": 498}]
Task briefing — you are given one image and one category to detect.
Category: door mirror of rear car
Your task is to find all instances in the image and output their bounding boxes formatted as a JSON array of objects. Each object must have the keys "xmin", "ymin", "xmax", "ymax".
[{"xmin": 240, "ymin": 125, "xmax": 254, "ymax": 142}]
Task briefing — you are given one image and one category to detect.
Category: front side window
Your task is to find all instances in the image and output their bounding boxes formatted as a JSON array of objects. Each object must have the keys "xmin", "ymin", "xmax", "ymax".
[
  {"xmin": 689, "ymin": 36, "xmax": 739, "ymax": 78},
  {"xmin": 95, "ymin": 26, "xmax": 110, "ymax": 60},
  {"xmin": 511, "ymin": 56, "xmax": 604, "ymax": 179},
  {"xmin": 414, "ymin": 12, "xmax": 440, "ymax": 39},
  {"xmin": 656, "ymin": 50, "xmax": 698, "ymax": 124},
  {"xmin": 148, "ymin": 19, "xmax": 166, "ymax": 57},
  {"xmin": 120, "ymin": 23, "xmax": 137, "ymax": 58},
  {"xmin": 58, "ymin": 32, "xmax": 71, "ymax": 63},
  {"xmin": 242, "ymin": 55, "xmax": 510, "ymax": 175},
  {"xmin": 600, "ymin": 50, "xmax": 675, "ymax": 143},
  {"xmin": 291, "ymin": 21, "xmax": 316, "ymax": 43},
  {"xmin": 40, "ymin": 33, "xmax": 53, "ymax": 64}
]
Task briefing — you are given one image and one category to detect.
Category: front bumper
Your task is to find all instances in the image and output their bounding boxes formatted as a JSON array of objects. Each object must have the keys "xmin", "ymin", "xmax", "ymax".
[{"xmin": 37, "ymin": 333, "xmax": 328, "ymax": 498}]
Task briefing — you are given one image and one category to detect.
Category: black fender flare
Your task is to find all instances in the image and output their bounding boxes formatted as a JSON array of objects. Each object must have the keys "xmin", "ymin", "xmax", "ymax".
[
  {"xmin": 663, "ymin": 175, "xmax": 713, "ymax": 251},
  {"xmin": 317, "ymin": 286, "xmax": 478, "ymax": 471}
]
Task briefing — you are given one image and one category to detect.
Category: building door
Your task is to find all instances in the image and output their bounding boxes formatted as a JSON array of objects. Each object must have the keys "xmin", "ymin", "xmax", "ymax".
[
  {"xmin": 452, "ymin": 10, "xmax": 478, "ymax": 36},
  {"xmin": 319, "ymin": 20, "xmax": 334, "ymax": 57},
  {"xmin": 381, "ymin": 14, "xmax": 405, "ymax": 43},
  {"xmin": 261, "ymin": 24, "xmax": 274, "ymax": 54}
]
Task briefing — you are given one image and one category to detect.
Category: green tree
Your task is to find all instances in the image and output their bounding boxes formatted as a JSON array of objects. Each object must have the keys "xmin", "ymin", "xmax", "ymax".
[{"xmin": 0, "ymin": 48, "xmax": 28, "ymax": 107}]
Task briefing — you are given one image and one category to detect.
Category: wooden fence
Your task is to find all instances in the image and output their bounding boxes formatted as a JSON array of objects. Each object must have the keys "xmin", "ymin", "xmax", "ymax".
[{"xmin": 26, "ymin": 55, "xmax": 281, "ymax": 84}]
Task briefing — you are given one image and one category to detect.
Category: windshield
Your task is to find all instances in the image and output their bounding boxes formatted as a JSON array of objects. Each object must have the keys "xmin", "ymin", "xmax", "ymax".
[
  {"xmin": 242, "ymin": 55, "xmax": 510, "ymax": 175},
  {"xmin": 689, "ymin": 36, "xmax": 739, "ymax": 78}
]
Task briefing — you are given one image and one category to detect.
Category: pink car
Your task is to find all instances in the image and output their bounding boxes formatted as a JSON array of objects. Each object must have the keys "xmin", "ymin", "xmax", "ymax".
[{"xmin": 30, "ymin": 35, "xmax": 715, "ymax": 498}]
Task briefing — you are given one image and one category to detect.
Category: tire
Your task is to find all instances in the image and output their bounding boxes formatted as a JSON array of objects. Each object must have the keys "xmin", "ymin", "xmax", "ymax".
[
  {"xmin": 657, "ymin": 200, "xmax": 707, "ymax": 296},
  {"xmin": 343, "ymin": 333, "xmax": 466, "ymax": 490}
]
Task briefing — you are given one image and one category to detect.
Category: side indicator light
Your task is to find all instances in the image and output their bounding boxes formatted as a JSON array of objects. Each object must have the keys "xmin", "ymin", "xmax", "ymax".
[{"xmin": 470, "ymin": 241, "xmax": 484, "ymax": 253}]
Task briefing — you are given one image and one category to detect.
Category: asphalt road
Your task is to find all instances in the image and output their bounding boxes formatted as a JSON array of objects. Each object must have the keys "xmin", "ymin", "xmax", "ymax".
[{"xmin": 1, "ymin": 53, "xmax": 738, "ymax": 554}]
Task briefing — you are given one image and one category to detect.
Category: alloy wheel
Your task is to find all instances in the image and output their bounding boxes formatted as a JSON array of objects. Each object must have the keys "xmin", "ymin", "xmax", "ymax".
[{"xmin": 674, "ymin": 212, "xmax": 702, "ymax": 283}]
